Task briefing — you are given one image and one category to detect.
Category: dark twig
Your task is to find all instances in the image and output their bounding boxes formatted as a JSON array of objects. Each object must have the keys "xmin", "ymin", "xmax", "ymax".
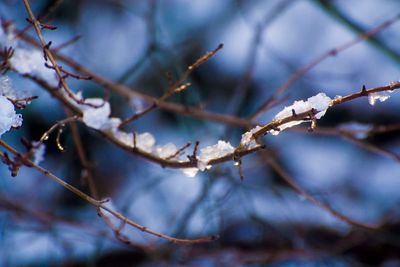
[
  {"xmin": 250, "ymin": 13, "xmax": 400, "ymax": 120},
  {"xmin": 0, "ymin": 139, "xmax": 218, "ymax": 244},
  {"xmin": 118, "ymin": 43, "xmax": 224, "ymax": 129}
]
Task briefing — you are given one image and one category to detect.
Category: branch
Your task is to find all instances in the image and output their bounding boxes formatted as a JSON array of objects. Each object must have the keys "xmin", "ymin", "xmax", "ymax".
[
  {"xmin": 22, "ymin": 0, "xmax": 103, "ymax": 108},
  {"xmin": 118, "ymin": 43, "xmax": 224, "ymax": 128},
  {"xmin": 250, "ymin": 12, "xmax": 400, "ymax": 120},
  {"xmin": 253, "ymin": 82, "xmax": 400, "ymax": 138},
  {"xmin": 0, "ymin": 139, "xmax": 218, "ymax": 244},
  {"xmin": 314, "ymin": 0, "xmax": 400, "ymax": 64},
  {"xmin": 16, "ymin": 32, "xmax": 249, "ymax": 127}
]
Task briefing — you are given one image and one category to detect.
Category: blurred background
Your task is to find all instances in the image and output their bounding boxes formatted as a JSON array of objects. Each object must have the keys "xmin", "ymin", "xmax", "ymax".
[{"xmin": 1, "ymin": 0, "xmax": 400, "ymax": 266}]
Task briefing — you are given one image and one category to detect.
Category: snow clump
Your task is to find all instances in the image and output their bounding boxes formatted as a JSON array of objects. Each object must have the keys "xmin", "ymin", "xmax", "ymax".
[
  {"xmin": 0, "ymin": 95, "xmax": 22, "ymax": 137},
  {"xmin": 368, "ymin": 91, "xmax": 391, "ymax": 106},
  {"xmin": 197, "ymin": 140, "xmax": 235, "ymax": 171},
  {"xmin": 270, "ymin": 93, "xmax": 331, "ymax": 135},
  {"xmin": 240, "ymin": 125, "xmax": 263, "ymax": 149}
]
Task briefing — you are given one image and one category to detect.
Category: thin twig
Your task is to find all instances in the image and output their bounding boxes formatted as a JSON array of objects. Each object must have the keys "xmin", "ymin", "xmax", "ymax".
[
  {"xmin": 314, "ymin": 1, "xmax": 400, "ymax": 64},
  {"xmin": 250, "ymin": 13, "xmax": 400, "ymax": 120},
  {"xmin": 118, "ymin": 43, "xmax": 224, "ymax": 128},
  {"xmin": 17, "ymin": 69, "xmax": 400, "ymax": 171},
  {"xmin": 22, "ymin": 0, "xmax": 102, "ymax": 108},
  {"xmin": 17, "ymin": 32, "xmax": 250, "ymax": 126},
  {"xmin": 0, "ymin": 139, "xmax": 218, "ymax": 244},
  {"xmin": 253, "ymin": 82, "xmax": 400, "ymax": 138}
]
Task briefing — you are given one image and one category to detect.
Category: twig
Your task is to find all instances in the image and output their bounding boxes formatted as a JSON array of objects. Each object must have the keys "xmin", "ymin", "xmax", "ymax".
[
  {"xmin": 0, "ymin": 139, "xmax": 218, "ymax": 244},
  {"xmin": 22, "ymin": 0, "xmax": 102, "ymax": 109},
  {"xmin": 118, "ymin": 43, "xmax": 224, "ymax": 128},
  {"xmin": 314, "ymin": 1, "xmax": 400, "ymax": 64},
  {"xmin": 39, "ymin": 116, "xmax": 79, "ymax": 143},
  {"xmin": 253, "ymin": 82, "xmax": 400, "ymax": 138},
  {"xmin": 18, "ymin": 70, "xmax": 400, "ymax": 171},
  {"xmin": 341, "ymin": 132, "xmax": 400, "ymax": 162},
  {"xmin": 250, "ymin": 13, "xmax": 400, "ymax": 120},
  {"xmin": 17, "ymin": 32, "xmax": 250, "ymax": 126},
  {"xmin": 52, "ymin": 35, "xmax": 81, "ymax": 52}
]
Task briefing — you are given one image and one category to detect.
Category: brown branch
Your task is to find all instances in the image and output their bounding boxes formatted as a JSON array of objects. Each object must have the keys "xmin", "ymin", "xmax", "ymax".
[
  {"xmin": 22, "ymin": 0, "xmax": 102, "ymax": 109},
  {"xmin": 0, "ymin": 139, "xmax": 218, "ymax": 244},
  {"xmin": 253, "ymin": 82, "xmax": 400, "ymax": 138},
  {"xmin": 250, "ymin": 13, "xmax": 400, "ymax": 120},
  {"xmin": 277, "ymin": 122, "xmax": 400, "ymax": 166},
  {"xmin": 64, "ymin": 109, "xmax": 99, "ymax": 198},
  {"xmin": 340, "ymin": 132, "xmax": 400, "ymax": 162},
  {"xmin": 16, "ymin": 31, "xmax": 249, "ymax": 127},
  {"xmin": 118, "ymin": 43, "xmax": 224, "ymax": 128},
  {"xmin": 64, "ymin": 109, "xmax": 148, "ymax": 248},
  {"xmin": 12, "ymin": 7, "xmax": 400, "ymax": 173},
  {"xmin": 18, "ymin": 69, "xmax": 400, "ymax": 171},
  {"xmin": 53, "ymin": 35, "xmax": 81, "ymax": 52}
]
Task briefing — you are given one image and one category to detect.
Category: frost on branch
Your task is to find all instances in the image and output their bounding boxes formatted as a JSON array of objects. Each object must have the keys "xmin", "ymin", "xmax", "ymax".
[
  {"xmin": 0, "ymin": 21, "xmax": 57, "ymax": 85},
  {"xmin": 0, "ymin": 75, "xmax": 23, "ymax": 137},
  {"xmin": 81, "ymin": 98, "xmax": 111, "ymax": 130},
  {"xmin": 197, "ymin": 140, "xmax": 235, "ymax": 171},
  {"xmin": 270, "ymin": 93, "xmax": 332, "ymax": 135},
  {"xmin": 180, "ymin": 140, "xmax": 235, "ymax": 177},
  {"xmin": 240, "ymin": 125, "xmax": 263, "ymax": 149},
  {"xmin": 0, "ymin": 95, "xmax": 22, "ymax": 137},
  {"xmin": 136, "ymin": 132, "xmax": 156, "ymax": 153},
  {"xmin": 10, "ymin": 49, "xmax": 56, "ymax": 84},
  {"xmin": 154, "ymin": 143, "xmax": 178, "ymax": 158},
  {"xmin": 74, "ymin": 94, "xmax": 174, "ymax": 157},
  {"xmin": 1, "ymin": 75, "xmax": 34, "ymax": 108},
  {"xmin": 368, "ymin": 91, "xmax": 391, "ymax": 106}
]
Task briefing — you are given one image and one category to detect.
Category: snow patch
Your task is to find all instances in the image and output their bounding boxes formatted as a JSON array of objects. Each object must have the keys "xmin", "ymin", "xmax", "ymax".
[
  {"xmin": 270, "ymin": 93, "xmax": 331, "ymax": 135},
  {"xmin": 240, "ymin": 125, "xmax": 263, "ymax": 149},
  {"xmin": 197, "ymin": 140, "xmax": 235, "ymax": 171},
  {"xmin": 368, "ymin": 91, "xmax": 391, "ymax": 106},
  {"xmin": 0, "ymin": 95, "xmax": 22, "ymax": 137}
]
